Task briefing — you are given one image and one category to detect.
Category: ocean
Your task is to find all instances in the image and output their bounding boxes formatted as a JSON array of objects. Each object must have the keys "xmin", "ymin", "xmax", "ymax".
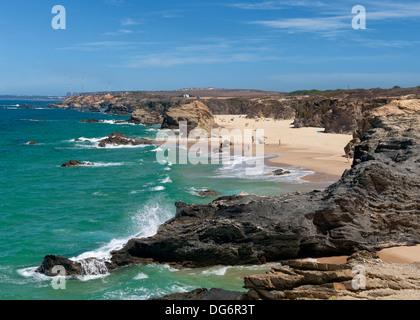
[{"xmin": 0, "ymin": 100, "xmax": 317, "ymax": 300}]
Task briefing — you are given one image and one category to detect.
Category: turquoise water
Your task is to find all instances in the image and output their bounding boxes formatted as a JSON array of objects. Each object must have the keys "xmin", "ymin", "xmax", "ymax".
[{"xmin": 0, "ymin": 101, "xmax": 316, "ymax": 300}]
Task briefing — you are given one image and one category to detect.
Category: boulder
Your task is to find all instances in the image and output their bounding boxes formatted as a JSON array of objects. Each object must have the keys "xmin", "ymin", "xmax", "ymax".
[
  {"xmin": 80, "ymin": 119, "xmax": 100, "ymax": 123},
  {"xmin": 36, "ymin": 255, "xmax": 83, "ymax": 276},
  {"xmin": 61, "ymin": 160, "xmax": 94, "ymax": 167},
  {"xmin": 273, "ymin": 169, "xmax": 291, "ymax": 176},
  {"xmin": 97, "ymin": 132, "xmax": 154, "ymax": 148},
  {"xmin": 197, "ymin": 190, "xmax": 221, "ymax": 197}
]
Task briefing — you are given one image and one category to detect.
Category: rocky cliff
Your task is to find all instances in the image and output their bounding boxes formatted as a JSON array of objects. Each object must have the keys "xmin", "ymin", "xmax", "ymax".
[
  {"xmin": 50, "ymin": 94, "xmax": 297, "ymax": 121},
  {"xmin": 37, "ymin": 113, "xmax": 420, "ymax": 276},
  {"xmin": 203, "ymin": 98, "xmax": 296, "ymax": 119},
  {"xmin": 161, "ymin": 101, "xmax": 218, "ymax": 134},
  {"xmin": 129, "ymin": 106, "xmax": 163, "ymax": 126},
  {"xmin": 293, "ymin": 88, "xmax": 420, "ymax": 134}
]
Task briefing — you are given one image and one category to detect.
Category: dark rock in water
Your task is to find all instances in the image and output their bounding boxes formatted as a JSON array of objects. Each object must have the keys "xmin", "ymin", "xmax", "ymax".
[
  {"xmin": 273, "ymin": 169, "xmax": 291, "ymax": 176},
  {"xmin": 81, "ymin": 119, "xmax": 101, "ymax": 123},
  {"xmin": 36, "ymin": 255, "xmax": 82, "ymax": 276},
  {"xmin": 151, "ymin": 288, "xmax": 245, "ymax": 300},
  {"xmin": 129, "ymin": 106, "xmax": 163, "ymax": 126},
  {"xmin": 97, "ymin": 132, "xmax": 154, "ymax": 148},
  {"xmin": 37, "ymin": 114, "xmax": 420, "ymax": 276},
  {"xmin": 61, "ymin": 160, "xmax": 94, "ymax": 167},
  {"xmin": 198, "ymin": 190, "xmax": 221, "ymax": 197}
]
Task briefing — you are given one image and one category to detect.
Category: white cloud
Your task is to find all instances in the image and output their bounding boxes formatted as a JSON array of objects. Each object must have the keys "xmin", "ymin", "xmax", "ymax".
[
  {"xmin": 56, "ymin": 41, "xmax": 154, "ymax": 51},
  {"xmin": 120, "ymin": 51, "xmax": 279, "ymax": 68},
  {"xmin": 121, "ymin": 18, "xmax": 144, "ymax": 26},
  {"xmin": 229, "ymin": 1, "xmax": 326, "ymax": 10},
  {"xmin": 252, "ymin": 17, "xmax": 349, "ymax": 32},
  {"xmin": 111, "ymin": 39, "xmax": 279, "ymax": 68},
  {"xmin": 247, "ymin": 1, "xmax": 420, "ymax": 36}
]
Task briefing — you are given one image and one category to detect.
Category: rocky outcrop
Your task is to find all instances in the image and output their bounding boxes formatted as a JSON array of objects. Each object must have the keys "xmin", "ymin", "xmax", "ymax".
[
  {"xmin": 161, "ymin": 101, "xmax": 218, "ymax": 134},
  {"xmin": 204, "ymin": 98, "xmax": 296, "ymax": 119},
  {"xmin": 36, "ymin": 255, "xmax": 83, "ymax": 276},
  {"xmin": 37, "ymin": 113, "xmax": 420, "ymax": 277},
  {"xmin": 61, "ymin": 160, "xmax": 94, "ymax": 167},
  {"xmin": 129, "ymin": 106, "xmax": 163, "ymax": 126},
  {"xmin": 344, "ymin": 99, "xmax": 420, "ymax": 157},
  {"xmin": 272, "ymin": 169, "xmax": 291, "ymax": 176},
  {"xmin": 293, "ymin": 97, "xmax": 371, "ymax": 134},
  {"xmin": 153, "ymin": 250, "xmax": 420, "ymax": 300},
  {"xmin": 80, "ymin": 119, "xmax": 101, "ymax": 123},
  {"xmin": 97, "ymin": 132, "xmax": 155, "ymax": 148},
  {"xmin": 197, "ymin": 190, "xmax": 221, "ymax": 197},
  {"xmin": 293, "ymin": 91, "xmax": 420, "ymax": 134},
  {"xmin": 244, "ymin": 251, "xmax": 420, "ymax": 300}
]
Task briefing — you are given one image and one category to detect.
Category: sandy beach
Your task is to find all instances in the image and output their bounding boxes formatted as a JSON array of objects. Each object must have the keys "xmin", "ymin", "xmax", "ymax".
[
  {"xmin": 215, "ymin": 115, "xmax": 353, "ymax": 181},
  {"xmin": 316, "ymin": 245, "xmax": 420, "ymax": 264}
]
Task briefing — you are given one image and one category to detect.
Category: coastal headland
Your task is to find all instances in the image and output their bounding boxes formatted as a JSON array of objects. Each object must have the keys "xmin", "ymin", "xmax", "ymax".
[{"xmin": 38, "ymin": 87, "xmax": 420, "ymax": 300}]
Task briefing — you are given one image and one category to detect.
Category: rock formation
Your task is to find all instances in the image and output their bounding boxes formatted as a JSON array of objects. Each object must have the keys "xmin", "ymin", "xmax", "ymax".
[
  {"xmin": 272, "ymin": 169, "xmax": 291, "ymax": 176},
  {"xmin": 244, "ymin": 251, "xmax": 420, "ymax": 300},
  {"xmin": 157, "ymin": 250, "xmax": 420, "ymax": 300},
  {"xmin": 80, "ymin": 119, "xmax": 101, "ymax": 123},
  {"xmin": 97, "ymin": 132, "xmax": 155, "ymax": 148},
  {"xmin": 161, "ymin": 101, "xmax": 218, "ymax": 134},
  {"xmin": 61, "ymin": 160, "xmax": 94, "ymax": 167},
  {"xmin": 344, "ymin": 99, "xmax": 420, "ymax": 157},
  {"xmin": 129, "ymin": 106, "xmax": 163, "ymax": 126},
  {"xmin": 293, "ymin": 90, "xmax": 420, "ymax": 134},
  {"xmin": 197, "ymin": 190, "xmax": 222, "ymax": 197},
  {"xmin": 37, "ymin": 113, "xmax": 420, "ymax": 277}
]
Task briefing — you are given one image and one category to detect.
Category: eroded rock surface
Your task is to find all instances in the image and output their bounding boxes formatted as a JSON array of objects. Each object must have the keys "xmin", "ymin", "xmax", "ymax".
[
  {"xmin": 97, "ymin": 132, "xmax": 155, "ymax": 148},
  {"xmin": 129, "ymin": 106, "xmax": 163, "ymax": 126},
  {"xmin": 161, "ymin": 101, "xmax": 218, "ymax": 134},
  {"xmin": 244, "ymin": 251, "xmax": 420, "ymax": 300}
]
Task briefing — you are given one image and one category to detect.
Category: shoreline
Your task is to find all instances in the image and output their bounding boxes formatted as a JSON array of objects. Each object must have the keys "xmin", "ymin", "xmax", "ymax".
[
  {"xmin": 316, "ymin": 245, "xmax": 420, "ymax": 265},
  {"xmin": 215, "ymin": 115, "xmax": 420, "ymax": 268},
  {"xmin": 214, "ymin": 115, "xmax": 352, "ymax": 183}
]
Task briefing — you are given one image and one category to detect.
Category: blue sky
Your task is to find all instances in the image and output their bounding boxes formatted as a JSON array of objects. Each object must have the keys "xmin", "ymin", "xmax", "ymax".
[{"xmin": 0, "ymin": 0, "xmax": 419, "ymax": 95}]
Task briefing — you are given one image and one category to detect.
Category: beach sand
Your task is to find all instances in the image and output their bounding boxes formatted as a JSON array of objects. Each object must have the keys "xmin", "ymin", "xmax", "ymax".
[
  {"xmin": 315, "ymin": 246, "xmax": 420, "ymax": 264},
  {"xmin": 215, "ymin": 115, "xmax": 353, "ymax": 181}
]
